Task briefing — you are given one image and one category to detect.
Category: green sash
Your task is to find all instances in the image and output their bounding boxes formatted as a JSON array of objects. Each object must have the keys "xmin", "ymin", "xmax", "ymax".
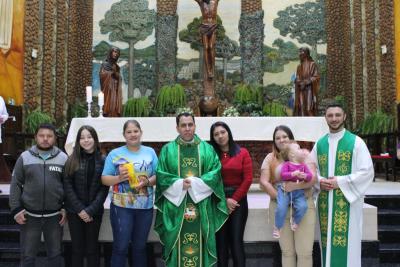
[
  {"xmin": 317, "ymin": 130, "xmax": 355, "ymax": 267},
  {"xmin": 178, "ymin": 142, "xmax": 202, "ymax": 267}
]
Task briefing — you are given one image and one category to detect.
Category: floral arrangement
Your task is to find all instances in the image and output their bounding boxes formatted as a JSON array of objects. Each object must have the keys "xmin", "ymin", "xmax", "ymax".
[
  {"xmin": 176, "ymin": 107, "xmax": 193, "ymax": 115},
  {"xmin": 222, "ymin": 106, "xmax": 240, "ymax": 117}
]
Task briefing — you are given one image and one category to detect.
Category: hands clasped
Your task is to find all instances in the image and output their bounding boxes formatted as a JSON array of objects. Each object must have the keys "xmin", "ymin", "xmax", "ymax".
[{"xmin": 320, "ymin": 177, "xmax": 339, "ymax": 191}]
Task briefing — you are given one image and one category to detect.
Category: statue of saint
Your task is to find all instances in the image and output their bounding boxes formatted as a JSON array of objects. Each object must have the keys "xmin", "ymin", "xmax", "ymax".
[
  {"xmin": 99, "ymin": 47, "xmax": 123, "ymax": 117},
  {"xmin": 293, "ymin": 47, "xmax": 320, "ymax": 116},
  {"xmin": 195, "ymin": 0, "xmax": 219, "ymax": 79}
]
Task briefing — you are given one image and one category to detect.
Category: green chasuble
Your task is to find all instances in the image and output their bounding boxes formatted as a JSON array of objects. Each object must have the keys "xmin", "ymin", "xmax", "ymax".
[
  {"xmin": 316, "ymin": 130, "xmax": 355, "ymax": 267},
  {"xmin": 155, "ymin": 135, "xmax": 229, "ymax": 267}
]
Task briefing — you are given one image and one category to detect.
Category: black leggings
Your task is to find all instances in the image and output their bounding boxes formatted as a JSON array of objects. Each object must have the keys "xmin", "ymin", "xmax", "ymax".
[{"xmin": 216, "ymin": 196, "xmax": 248, "ymax": 267}]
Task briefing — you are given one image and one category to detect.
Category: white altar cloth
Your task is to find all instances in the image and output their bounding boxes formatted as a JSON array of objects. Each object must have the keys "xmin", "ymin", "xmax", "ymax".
[{"xmin": 65, "ymin": 117, "xmax": 329, "ymax": 155}]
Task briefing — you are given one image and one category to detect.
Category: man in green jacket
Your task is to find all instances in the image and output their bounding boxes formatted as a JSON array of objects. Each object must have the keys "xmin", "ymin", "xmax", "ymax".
[{"xmin": 155, "ymin": 112, "xmax": 228, "ymax": 267}]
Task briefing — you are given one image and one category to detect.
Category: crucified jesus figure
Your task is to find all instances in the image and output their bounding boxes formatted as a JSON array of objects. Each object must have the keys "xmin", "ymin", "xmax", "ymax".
[{"xmin": 195, "ymin": 0, "xmax": 219, "ymax": 80}]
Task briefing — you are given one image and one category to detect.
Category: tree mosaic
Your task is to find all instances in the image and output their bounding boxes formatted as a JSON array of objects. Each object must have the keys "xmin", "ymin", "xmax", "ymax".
[
  {"xmin": 263, "ymin": 39, "xmax": 299, "ymax": 73},
  {"xmin": 273, "ymin": 0, "xmax": 326, "ymax": 60},
  {"xmin": 99, "ymin": 0, "xmax": 155, "ymax": 98}
]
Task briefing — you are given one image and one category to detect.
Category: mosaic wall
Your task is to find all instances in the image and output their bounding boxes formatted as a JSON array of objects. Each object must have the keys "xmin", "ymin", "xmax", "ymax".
[
  {"xmin": 21, "ymin": 0, "xmax": 92, "ymax": 124},
  {"xmin": 6, "ymin": 0, "xmax": 398, "ymax": 127},
  {"xmin": 325, "ymin": 0, "xmax": 396, "ymax": 127},
  {"xmin": 92, "ymin": 0, "xmax": 327, "ymax": 105}
]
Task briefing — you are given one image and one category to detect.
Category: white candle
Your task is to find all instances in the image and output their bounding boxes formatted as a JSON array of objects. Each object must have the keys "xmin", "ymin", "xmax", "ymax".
[
  {"xmin": 98, "ymin": 92, "xmax": 104, "ymax": 106},
  {"xmin": 86, "ymin": 86, "xmax": 92, "ymax": 103}
]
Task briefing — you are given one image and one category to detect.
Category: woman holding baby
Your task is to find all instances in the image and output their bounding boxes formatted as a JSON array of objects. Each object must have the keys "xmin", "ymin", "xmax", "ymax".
[{"xmin": 259, "ymin": 125, "xmax": 317, "ymax": 267}]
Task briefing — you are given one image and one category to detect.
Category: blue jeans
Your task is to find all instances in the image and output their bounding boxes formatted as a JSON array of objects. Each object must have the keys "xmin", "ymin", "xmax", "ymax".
[
  {"xmin": 110, "ymin": 203, "xmax": 153, "ymax": 267},
  {"xmin": 20, "ymin": 214, "xmax": 64, "ymax": 267},
  {"xmin": 275, "ymin": 185, "xmax": 308, "ymax": 229}
]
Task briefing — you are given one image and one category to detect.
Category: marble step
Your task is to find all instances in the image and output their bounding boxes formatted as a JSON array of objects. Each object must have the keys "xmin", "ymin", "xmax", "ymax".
[
  {"xmin": 365, "ymin": 195, "xmax": 400, "ymax": 210},
  {"xmin": 0, "ymin": 224, "xmax": 19, "ymax": 242},
  {"xmin": 378, "ymin": 209, "xmax": 400, "ymax": 226},
  {"xmin": 0, "ymin": 209, "xmax": 15, "ymax": 225},
  {"xmin": 0, "ymin": 195, "xmax": 9, "ymax": 210},
  {"xmin": 378, "ymin": 225, "xmax": 400, "ymax": 243},
  {"xmin": 380, "ymin": 243, "xmax": 400, "ymax": 264}
]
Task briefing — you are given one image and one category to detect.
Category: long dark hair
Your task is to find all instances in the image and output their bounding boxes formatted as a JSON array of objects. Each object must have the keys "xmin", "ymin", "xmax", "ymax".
[
  {"xmin": 210, "ymin": 121, "xmax": 240, "ymax": 157},
  {"xmin": 272, "ymin": 125, "xmax": 295, "ymax": 154},
  {"xmin": 64, "ymin": 125, "xmax": 100, "ymax": 176}
]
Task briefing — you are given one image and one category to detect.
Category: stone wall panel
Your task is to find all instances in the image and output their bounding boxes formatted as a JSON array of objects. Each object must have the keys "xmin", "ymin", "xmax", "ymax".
[
  {"xmin": 157, "ymin": 0, "xmax": 178, "ymax": 16},
  {"xmin": 325, "ymin": 1, "xmax": 353, "ymax": 123},
  {"xmin": 156, "ymin": 15, "xmax": 178, "ymax": 90},
  {"xmin": 241, "ymin": 0, "xmax": 262, "ymax": 14},
  {"xmin": 366, "ymin": 0, "xmax": 377, "ymax": 113},
  {"xmin": 55, "ymin": 0, "xmax": 67, "ymax": 123},
  {"xmin": 379, "ymin": 1, "xmax": 396, "ymax": 115},
  {"xmin": 23, "ymin": 0, "xmax": 40, "ymax": 111},
  {"xmin": 353, "ymin": 0, "xmax": 364, "ymax": 124},
  {"xmin": 42, "ymin": 0, "xmax": 56, "ymax": 114}
]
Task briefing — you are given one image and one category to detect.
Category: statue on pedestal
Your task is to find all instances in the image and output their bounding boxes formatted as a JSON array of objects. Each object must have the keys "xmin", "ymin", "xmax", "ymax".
[
  {"xmin": 293, "ymin": 47, "xmax": 320, "ymax": 116},
  {"xmin": 99, "ymin": 47, "xmax": 123, "ymax": 117},
  {"xmin": 195, "ymin": 0, "xmax": 219, "ymax": 116}
]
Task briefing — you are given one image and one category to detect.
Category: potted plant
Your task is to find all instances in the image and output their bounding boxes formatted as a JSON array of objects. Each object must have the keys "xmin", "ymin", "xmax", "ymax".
[
  {"xmin": 156, "ymin": 84, "xmax": 186, "ymax": 116},
  {"xmin": 123, "ymin": 97, "xmax": 151, "ymax": 117},
  {"xmin": 25, "ymin": 108, "xmax": 53, "ymax": 134}
]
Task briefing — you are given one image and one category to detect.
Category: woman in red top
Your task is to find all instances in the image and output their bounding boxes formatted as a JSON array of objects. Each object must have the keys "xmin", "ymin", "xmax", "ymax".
[{"xmin": 210, "ymin": 121, "xmax": 253, "ymax": 267}]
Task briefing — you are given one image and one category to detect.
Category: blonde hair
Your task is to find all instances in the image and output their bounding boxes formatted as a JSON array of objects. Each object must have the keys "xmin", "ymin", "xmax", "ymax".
[{"xmin": 280, "ymin": 140, "xmax": 298, "ymax": 161}]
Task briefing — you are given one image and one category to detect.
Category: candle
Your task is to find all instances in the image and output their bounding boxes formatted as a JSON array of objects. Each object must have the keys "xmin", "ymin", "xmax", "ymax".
[
  {"xmin": 98, "ymin": 92, "xmax": 104, "ymax": 106},
  {"xmin": 86, "ymin": 86, "xmax": 92, "ymax": 103}
]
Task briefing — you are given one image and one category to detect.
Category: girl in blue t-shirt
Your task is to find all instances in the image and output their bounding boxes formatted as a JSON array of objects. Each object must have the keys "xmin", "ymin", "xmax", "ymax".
[{"xmin": 102, "ymin": 120, "xmax": 158, "ymax": 267}]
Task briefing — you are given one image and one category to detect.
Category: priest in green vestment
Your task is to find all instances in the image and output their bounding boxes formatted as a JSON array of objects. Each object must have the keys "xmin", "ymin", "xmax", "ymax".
[
  {"xmin": 311, "ymin": 104, "xmax": 374, "ymax": 267},
  {"xmin": 155, "ymin": 113, "xmax": 229, "ymax": 267}
]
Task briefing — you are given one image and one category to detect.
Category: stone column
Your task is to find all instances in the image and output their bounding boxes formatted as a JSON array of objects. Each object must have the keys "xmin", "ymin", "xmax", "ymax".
[
  {"xmin": 239, "ymin": 0, "xmax": 264, "ymax": 85},
  {"xmin": 156, "ymin": 0, "xmax": 178, "ymax": 91},
  {"xmin": 23, "ymin": 0, "xmax": 40, "ymax": 111}
]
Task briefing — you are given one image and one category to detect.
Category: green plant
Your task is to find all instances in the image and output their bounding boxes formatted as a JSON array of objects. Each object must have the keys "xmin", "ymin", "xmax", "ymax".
[
  {"xmin": 25, "ymin": 109, "xmax": 54, "ymax": 134},
  {"xmin": 263, "ymin": 102, "xmax": 287, "ymax": 116},
  {"xmin": 123, "ymin": 97, "xmax": 151, "ymax": 117},
  {"xmin": 235, "ymin": 102, "xmax": 263, "ymax": 115},
  {"xmin": 155, "ymin": 84, "xmax": 186, "ymax": 114},
  {"xmin": 334, "ymin": 95, "xmax": 346, "ymax": 111},
  {"xmin": 233, "ymin": 84, "xmax": 263, "ymax": 106},
  {"xmin": 69, "ymin": 101, "xmax": 87, "ymax": 119},
  {"xmin": 57, "ymin": 120, "xmax": 69, "ymax": 135},
  {"xmin": 357, "ymin": 110, "xmax": 395, "ymax": 135}
]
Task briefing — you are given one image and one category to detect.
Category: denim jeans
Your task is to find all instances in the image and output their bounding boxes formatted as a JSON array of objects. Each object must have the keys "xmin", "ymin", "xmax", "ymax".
[
  {"xmin": 67, "ymin": 212, "xmax": 102, "ymax": 267},
  {"xmin": 20, "ymin": 214, "xmax": 64, "ymax": 267},
  {"xmin": 110, "ymin": 203, "xmax": 153, "ymax": 267},
  {"xmin": 275, "ymin": 185, "xmax": 308, "ymax": 229}
]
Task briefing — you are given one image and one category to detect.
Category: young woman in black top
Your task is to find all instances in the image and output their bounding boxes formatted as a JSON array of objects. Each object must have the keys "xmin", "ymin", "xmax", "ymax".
[{"xmin": 64, "ymin": 125, "xmax": 109, "ymax": 267}]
